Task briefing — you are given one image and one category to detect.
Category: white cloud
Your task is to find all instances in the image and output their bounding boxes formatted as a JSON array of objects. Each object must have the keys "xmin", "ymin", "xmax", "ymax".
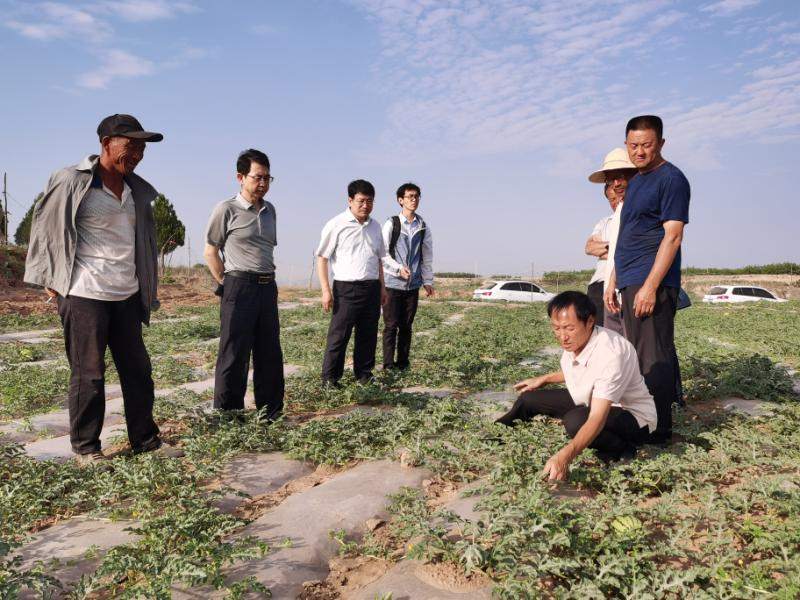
[
  {"xmin": 700, "ymin": 0, "xmax": 761, "ymax": 18},
  {"xmin": 77, "ymin": 49, "xmax": 154, "ymax": 89},
  {"xmin": 5, "ymin": 2, "xmax": 112, "ymax": 42},
  {"xmin": 94, "ymin": 0, "xmax": 198, "ymax": 22}
]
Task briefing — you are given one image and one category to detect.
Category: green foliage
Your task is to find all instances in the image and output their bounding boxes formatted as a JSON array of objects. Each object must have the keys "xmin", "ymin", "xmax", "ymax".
[
  {"xmin": 683, "ymin": 262, "xmax": 800, "ymax": 275},
  {"xmin": 13, "ymin": 193, "xmax": 40, "ymax": 246},
  {"xmin": 152, "ymin": 193, "xmax": 185, "ymax": 270},
  {"xmin": 434, "ymin": 272, "xmax": 480, "ymax": 278}
]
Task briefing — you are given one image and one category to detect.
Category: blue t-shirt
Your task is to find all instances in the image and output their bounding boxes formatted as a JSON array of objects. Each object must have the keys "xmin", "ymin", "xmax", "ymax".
[{"xmin": 615, "ymin": 162, "xmax": 690, "ymax": 290}]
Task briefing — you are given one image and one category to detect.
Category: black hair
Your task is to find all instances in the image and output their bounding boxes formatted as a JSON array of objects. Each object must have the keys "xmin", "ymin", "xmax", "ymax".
[
  {"xmin": 626, "ymin": 115, "xmax": 663, "ymax": 140},
  {"xmin": 547, "ymin": 291, "xmax": 597, "ymax": 324},
  {"xmin": 348, "ymin": 179, "xmax": 375, "ymax": 199},
  {"xmin": 396, "ymin": 182, "xmax": 421, "ymax": 199},
  {"xmin": 237, "ymin": 149, "xmax": 270, "ymax": 175}
]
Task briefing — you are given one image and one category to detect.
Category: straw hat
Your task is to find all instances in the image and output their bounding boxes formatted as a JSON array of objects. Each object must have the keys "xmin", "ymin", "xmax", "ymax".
[{"xmin": 588, "ymin": 147, "xmax": 636, "ymax": 183}]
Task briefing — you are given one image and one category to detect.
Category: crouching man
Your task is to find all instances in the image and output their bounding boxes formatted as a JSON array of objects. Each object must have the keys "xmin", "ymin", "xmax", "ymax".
[{"xmin": 496, "ymin": 291, "xmax": 657, "ymax": 480}]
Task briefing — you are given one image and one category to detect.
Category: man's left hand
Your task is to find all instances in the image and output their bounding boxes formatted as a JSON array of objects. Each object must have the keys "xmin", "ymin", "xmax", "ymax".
[
  {"xmin": 633, "ymin": 284, "xmax": 657, "ymax": 318},
  {"xmin": 423, "ymin": 285, "xmax": 434, "ymax": 297},
  {"xmin": 541, "ymin": 448, "xmax": 571, "ymax": 481},
  {"xmin": 398, "ymin": 267, "xmax": 411, "ymax": 280},
  {"xmin": 381, "ymin": 288, "xmax": 388, "ymax": 306}
]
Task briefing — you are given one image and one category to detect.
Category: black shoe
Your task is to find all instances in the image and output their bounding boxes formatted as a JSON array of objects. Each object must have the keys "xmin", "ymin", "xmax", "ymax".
[
  {"xmin": 646, "ymin": 430, "xmax": 672, "ymax": 446},
  {"xmin": 357, "ymin": 375, "xmax": 375, "ymax": 385},
  {"xmin": 322, "ymin": 380, "xmax": 341, "ymax": 389}
]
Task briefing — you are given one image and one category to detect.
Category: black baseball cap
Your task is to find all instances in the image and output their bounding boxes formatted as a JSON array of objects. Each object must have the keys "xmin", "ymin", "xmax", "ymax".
[{"xmin": 97, "ymin": 114, "xmax": 163, "ymax": 142}]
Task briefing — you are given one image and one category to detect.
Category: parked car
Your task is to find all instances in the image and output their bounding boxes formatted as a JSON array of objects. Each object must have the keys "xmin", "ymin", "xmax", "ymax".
[
  {"xmin": 702, "ymin": 285, "xmax": 787, "ymax": 304},
  {"xmin": 472, "ymin": 281, "xmax": 555, "ymax": 303}
]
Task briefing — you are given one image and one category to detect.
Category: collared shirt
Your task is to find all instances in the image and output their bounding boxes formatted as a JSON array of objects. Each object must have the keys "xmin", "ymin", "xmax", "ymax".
[
  {"xmin": 588, "ymin": 214, "xmax": 613, "ymax": 285},
  {"xmin": 603, "ymin": 202, "xmax": 623, "ymax": 291},
  {"xmin": 205, "ymin": 193, "xmax": 277, "ymax": 273},
  {"xmin": 560, "ymin": 326, "xmax": 658, "ymax": 432},
  {"xmin": 68, "ymin": 178, "xmax": 139, "ymax": 301},
  {"xmin": 316, "ymin": 209, "xmax": 397, "ymax": 281},
  {"xmin": 381, "ymin": 212, "xmax": 434, "ymax": 290}
]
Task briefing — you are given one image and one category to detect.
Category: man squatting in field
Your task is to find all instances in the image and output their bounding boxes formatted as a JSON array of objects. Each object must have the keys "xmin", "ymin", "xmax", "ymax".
[
  {"xmin": 316, "ymin": 180, "xmax": 407, "ymax": 386},
  {"xmin": 585, "ymin": 148, "xmax": 637, "ymax": 336},
  {"xmin": 604, "ymin": 115, "xmax": 690, "ymax": 443},
  {"xmin": 381, "ymin": 183, "xmax": 434, "ymax": 371},
  {"xmin": 496, "ymin": 291, "xmax": 658, "ymax": 481},
  {"xmin": 204, "ymin": 149, "xmax": 285, "ymax": 421},
  {"xmin": 24, "ymin": 114, "xmax": 181, "ymax": 463}
]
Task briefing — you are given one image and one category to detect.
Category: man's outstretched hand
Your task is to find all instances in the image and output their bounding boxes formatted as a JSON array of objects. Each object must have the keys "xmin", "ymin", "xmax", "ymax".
[
  {"xmin": 513, "ymin": 375, "xmax": 548, "ymax": 393},
  {"xmin": 541, "ymin": 448, "xmax": 571, "ymax": 481}
]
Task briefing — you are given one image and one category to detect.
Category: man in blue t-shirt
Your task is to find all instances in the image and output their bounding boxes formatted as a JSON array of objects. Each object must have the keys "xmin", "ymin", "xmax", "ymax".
[{"xmin": 604, "ymin": 115, "xmax": 690, "ymax": 443}]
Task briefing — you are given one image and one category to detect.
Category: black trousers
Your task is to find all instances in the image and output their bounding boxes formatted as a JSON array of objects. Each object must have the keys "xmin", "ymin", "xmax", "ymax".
[
  {"xmin": 214, "ymin": 277, "xmax": 284, "ymax": 419},
  {"xmin": 587, "ymin": 281, "xmax": 605, "ymax": 327},
  {"xmin": 496, "ymin": 388, "xmax": 649, "ymax": 460},
  {"xmin": 57, "ymin": 293, "xmax": 160, "ymax": 455},
  {"xmin": 382, "ymin": 287, "xmax": 420, "ymax": 369},
  {"xmin": 621, "ymin": 284, "xmax": 679, "ymax": 441},
  {"xmin": 321, "ymin": 280, "xmax": 381, "ymax": 383}
]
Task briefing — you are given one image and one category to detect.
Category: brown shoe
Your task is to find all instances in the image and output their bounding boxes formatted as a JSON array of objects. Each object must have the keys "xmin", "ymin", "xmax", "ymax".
[
  {"xmin": 145, "ymin": 443, "xmax": 185, "ymax": 458},
  {"xmin": 75, "ymin": 450, "xmax": 106, "ymax": 465}
]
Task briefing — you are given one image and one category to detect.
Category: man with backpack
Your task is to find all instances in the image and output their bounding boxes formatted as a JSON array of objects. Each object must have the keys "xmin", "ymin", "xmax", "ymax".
[{"xmin": 381, "ymin": 183, "xmax": 434, "ymax": 371}]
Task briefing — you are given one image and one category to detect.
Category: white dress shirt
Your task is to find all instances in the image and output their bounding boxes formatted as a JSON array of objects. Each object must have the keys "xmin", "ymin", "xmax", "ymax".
[
  {"xmin": 560, "ymin": 326, "xmax": 657, "ymax": 432},
  {"xmin": 69, "ymin": 180, "xmax": 139, "ymax": 301},
  {"xmin": 603, "ymin": 202, "xmax": 624, "ymax": 291},
  {"xmin": 589, "ymin": 214, "xmax": 614, "ymax": 285},
  {"xmin": 316, "ymin": 209, "xmax": 402, "ymax": 281}
]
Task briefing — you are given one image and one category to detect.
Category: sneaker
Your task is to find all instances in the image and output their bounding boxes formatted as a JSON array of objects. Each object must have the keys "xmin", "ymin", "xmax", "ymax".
[{"xmin": 75, "ymin": 450, "xmax": 106, "ymax": 465}]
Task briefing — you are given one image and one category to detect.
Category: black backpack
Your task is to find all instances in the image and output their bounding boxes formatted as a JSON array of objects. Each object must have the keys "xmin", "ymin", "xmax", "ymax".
[{"xmin": 389, "ymin": 214, "xmax": 425, "ymax": 261}]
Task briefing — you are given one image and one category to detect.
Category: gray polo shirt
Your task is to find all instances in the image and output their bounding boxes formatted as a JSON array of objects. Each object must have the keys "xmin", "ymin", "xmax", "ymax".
[{"xmin": 205, "ymin": 194, "xmax": 277, "ymax": 273}]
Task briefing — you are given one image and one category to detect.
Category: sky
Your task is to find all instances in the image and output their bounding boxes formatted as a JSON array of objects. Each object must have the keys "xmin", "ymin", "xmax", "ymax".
[{"xmin": 1, "ymin": 0, "xmax": 798, "ymax": 284}]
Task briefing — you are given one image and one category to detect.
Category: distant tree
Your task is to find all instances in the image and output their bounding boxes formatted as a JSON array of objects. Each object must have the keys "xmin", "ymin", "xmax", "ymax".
[
  {"xmin": 152, "ymin": 194, "xmax": 185, "ymax": 272},
  {"xmin": 14, "ymin": 193, "xmax": 41, "ymax": 246}
]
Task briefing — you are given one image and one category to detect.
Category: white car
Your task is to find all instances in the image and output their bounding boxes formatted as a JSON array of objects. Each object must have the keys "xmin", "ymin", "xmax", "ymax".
[
  {"xmin": 702, "ymin": 285, "xmax": 787, "ymax": 304},
  {"xmin": 472, "ymin": 281, "xmax": 555, "ymax": 303}
]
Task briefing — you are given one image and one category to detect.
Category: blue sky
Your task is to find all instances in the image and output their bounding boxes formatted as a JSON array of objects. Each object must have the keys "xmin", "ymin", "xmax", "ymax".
[{"xmin": 1, "ymin": 0, "xmax": 798, "ymax": 283}]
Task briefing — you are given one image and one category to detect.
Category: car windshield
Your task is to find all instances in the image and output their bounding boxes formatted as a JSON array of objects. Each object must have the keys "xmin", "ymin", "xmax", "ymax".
[{"xmin": 708, "ymin": 287, "xmax": 728, "ymax": 295}]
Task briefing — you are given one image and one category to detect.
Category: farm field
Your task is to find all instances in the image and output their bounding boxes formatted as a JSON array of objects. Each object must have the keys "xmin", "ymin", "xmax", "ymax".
[{"xmin": 2, "ymin": 284, "xmax": 800, "ymax": 598}]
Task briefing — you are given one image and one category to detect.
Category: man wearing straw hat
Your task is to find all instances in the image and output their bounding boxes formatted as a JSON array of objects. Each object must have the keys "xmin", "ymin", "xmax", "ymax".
[{"xmin": 585, "ymin": 148, "xmax": 637, "ymax": 335}]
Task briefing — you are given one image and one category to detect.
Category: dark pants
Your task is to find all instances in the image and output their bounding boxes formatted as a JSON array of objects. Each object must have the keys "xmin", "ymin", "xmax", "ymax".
[
  {"xmin": 321, "ymin": 280, "xmax": 381, "ymax": 383},
  {"xmin": 621, "ymin": 284, "xmax": 679, "ymax": 441},
  {"xmin": 496, "ymin": 388, "xmax": 649, "ymax": 460},
  {"xmin": 382, "ymin": 287, "xmax": 420, "ymax": 369},
  {"xmin": 587, "ymin": 281, "xmax": 605, "ymax": 327},
  {"xmin": 57, "ymin": 294, "xmax": 160, "ymax": 455},
  {"xmin": 214, "ymin": 277, "xmax": 284, "ymax": 419}
]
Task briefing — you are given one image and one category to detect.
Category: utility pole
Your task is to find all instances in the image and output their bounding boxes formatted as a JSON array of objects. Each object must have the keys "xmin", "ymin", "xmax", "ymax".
[{"xmin": 2, "ymin": 173, "xmax": 8, "ymax": 244}]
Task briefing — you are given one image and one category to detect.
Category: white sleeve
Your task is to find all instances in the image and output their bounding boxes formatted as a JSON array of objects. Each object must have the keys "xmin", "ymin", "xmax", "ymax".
[
  {"xmin": 380, "ymin": 219, "xmax": 402, "ymax": 275},
  {"xmin": 315, "ymin": 218, "xmax": 338, "ymax": 259}
]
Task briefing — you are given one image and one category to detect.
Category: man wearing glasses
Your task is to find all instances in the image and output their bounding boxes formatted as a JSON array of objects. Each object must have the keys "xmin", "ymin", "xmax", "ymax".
[
  {"xmin": 381, "ymin": 183, "xmax": 433, "ymax": 371},
  {"xmin": 585, "ymin": 148, "xmax": 637, "ymax": 335},
  {"xmin": 204, "ymin": 149, "xmax": 284, "ymax": 421},
  {"xmin": 316, "ymin": 180, "xmax": 405, "ymax": 386}
]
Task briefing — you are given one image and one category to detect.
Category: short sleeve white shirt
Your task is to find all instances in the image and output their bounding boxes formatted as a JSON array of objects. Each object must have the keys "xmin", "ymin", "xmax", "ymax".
[
  {"xmin": 589, "ymin": 214, "xmax": 614, "ymax": 285},
  {"xmin": 560, "ymin": 326, "xmax": 657, "ymax": 432},
  {"xmin": 603, "ymin": 202, "xmax": 623, "ymax": 291},
  {"xmin": 316, "ymin": 209, "xmax": 387, "ymax": 281}
]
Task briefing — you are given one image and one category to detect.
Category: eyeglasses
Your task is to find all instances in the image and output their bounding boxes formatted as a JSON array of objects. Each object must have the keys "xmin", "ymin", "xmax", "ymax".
[{"xmin": 246, "ymin": 174, "xmax": 274, "ymax": 183}]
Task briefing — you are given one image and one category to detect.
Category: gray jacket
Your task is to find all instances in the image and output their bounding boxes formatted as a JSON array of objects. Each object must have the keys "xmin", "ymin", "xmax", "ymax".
[{"xmin": 23, "ymin": 155, "xmax": 160, "ymax": 324}]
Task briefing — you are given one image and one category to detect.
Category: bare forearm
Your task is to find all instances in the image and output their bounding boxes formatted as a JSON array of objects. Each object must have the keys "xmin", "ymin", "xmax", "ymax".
[
  {"xmin": 543, "ymin": 370, "xmax": 565, "ymax": 385},
  {"xmin": 644, "ymin": 231, "xmax": 682, "ymax": 290},
  {"xmin": 204, "ymin": 247, "xmax": 225, "ymax": 284},
  {"xmin": 317, "ymin": 257, "xmax": 331, "ymax": 292},
  {"xmin": 585, "ymin": 238, "xmax": 609, "ymax": 257},
  {"xmin": 563, "ymin": 412, "xmax": 607, "ymax": 461}
]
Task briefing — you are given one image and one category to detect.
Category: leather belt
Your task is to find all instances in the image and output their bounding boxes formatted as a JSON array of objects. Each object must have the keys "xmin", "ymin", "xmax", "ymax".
[{"xmin": 226, "ymin": 271, "xmax": 275, "ymax": 284}]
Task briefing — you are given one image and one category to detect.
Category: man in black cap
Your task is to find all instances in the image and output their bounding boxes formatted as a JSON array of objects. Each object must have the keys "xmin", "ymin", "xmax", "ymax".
[{"xmin": 25, "ymin": 114, "xmax": 182, "ymax": 463}]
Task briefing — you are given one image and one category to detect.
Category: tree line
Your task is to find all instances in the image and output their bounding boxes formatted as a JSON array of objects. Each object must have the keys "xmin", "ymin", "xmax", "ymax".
[{"xmin": 12, "ymin": 193, "xmax": 184, "ymax": 272}]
